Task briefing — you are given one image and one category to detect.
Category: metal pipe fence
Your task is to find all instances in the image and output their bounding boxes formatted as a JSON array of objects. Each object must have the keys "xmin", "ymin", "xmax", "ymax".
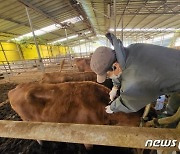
[{"xmin": 0, "ymin": 52, "xmax": 92, "ymax": 80}]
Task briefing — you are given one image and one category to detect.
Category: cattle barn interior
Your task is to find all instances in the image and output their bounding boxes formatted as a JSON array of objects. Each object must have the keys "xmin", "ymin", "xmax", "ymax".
[{"xmin": 0, "ymin": 0, "xmax": 180, "ymax": 153}]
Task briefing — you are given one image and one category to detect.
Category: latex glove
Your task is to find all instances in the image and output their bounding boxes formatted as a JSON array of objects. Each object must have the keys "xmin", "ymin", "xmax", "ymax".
[
  {"xmin": 105, "ymin": 105, "xmax": 113, "ymax": 114},
  {"xmin": 109, "ymin": 86, "xmax": 118, "ymax": 101}
]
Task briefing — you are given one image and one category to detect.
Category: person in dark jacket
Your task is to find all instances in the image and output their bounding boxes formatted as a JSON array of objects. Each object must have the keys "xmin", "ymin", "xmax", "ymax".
[{"xmin": 90, "ymin": 33, "xmax": 180, "ymax": 114}]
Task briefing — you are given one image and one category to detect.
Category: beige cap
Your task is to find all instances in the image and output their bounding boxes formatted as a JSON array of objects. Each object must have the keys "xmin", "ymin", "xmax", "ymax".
[{"xmin": 90, "ymin": 46, "xmax": 116, "ymax": 83}]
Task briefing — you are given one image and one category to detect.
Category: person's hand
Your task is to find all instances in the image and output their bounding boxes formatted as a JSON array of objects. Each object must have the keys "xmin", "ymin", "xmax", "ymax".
[
  {"xmin": 105, "ymin": 105, "xmax": 113, "ymax": 114},
  {"xmin": 109, "ymin": 86, "xmax": 118, "ymax": 101}
]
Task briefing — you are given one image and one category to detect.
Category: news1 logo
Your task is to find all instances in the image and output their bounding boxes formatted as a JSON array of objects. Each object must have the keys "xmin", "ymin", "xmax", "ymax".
[{"xmin": 145, "ymin": 140, "xmax": 180, "ymax": 150}]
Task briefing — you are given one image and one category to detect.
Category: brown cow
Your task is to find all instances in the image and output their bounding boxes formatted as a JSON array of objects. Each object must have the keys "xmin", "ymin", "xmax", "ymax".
[
  {"xmin": 8, "ymin": 81, "xmax": 141, "ymax": 126},
  {"xmin": 41, "ymin": 72, "xmax": 97, "ymax": 84},
  {"xmin": 41, "ymin": 71, "xmax": 113, "ymax": 89},
  {"xmin": 74, "ymin": 58, "xmax": 92, "ymax": 72}
]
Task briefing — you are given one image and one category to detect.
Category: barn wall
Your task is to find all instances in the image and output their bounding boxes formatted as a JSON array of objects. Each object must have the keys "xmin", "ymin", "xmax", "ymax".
[
  {"xmin": 0, "ymin": 42, "xmax": 21, "ymax": 63},
  {"xmin": 0, "ymin": 42, "xmax": 70, "ymax": 63}
]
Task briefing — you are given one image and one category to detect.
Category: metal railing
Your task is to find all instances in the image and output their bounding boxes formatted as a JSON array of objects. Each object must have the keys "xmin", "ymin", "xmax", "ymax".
[{"xmin": 0, "ymin": 52, "xmax": 92, "ymax": 80}]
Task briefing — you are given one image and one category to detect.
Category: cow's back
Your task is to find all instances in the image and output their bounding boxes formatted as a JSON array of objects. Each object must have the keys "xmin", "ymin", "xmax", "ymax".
[
  {"xmin": 8, "ymin": 82, "xmax": 110, "ymax": 124},
  {"xmin": 41, "ymin": 72, "xmax": 97, "ymax": 84},
  {"xmin": 8, "ymin": 81, "xmax": 142, "ymax": 126}
]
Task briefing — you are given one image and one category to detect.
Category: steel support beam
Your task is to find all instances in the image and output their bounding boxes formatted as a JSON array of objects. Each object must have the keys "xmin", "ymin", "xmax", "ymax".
[
  {"xmin": 121, "ymin": 12, "xmax": 180, "ymax": 15},
  {"xmin": 85, "ymin": 38, "xmax": 88, "ymax": 55},
  {"xmin": 116, "ymin": 0, "xmax": 130, "ymax": 28},
  {"xmin": 123, "ymin": 0, "xmax": 149, "ymax": 29},
  {"xmin": 121, "ymin": 15, "xmax": 123, "ymax": 42},
  {"xmin": 78, "ymin": 0, "xmax": 100, "ymax": 35},
  {"xmin": 139, "ymin": 5, "xmax": 178, "ymax": 29},
  {"xmin": 130, "ymin": 1, "xmax": 167, "ymax": 29},
  {"xmin": 0, "ymin": 120, "xmax": 179, "ymax": 150},
  {"xmin": 18, "ymin": 0, "xmax": 63, "ymax": 26},
  {"xmin": 25, "ymin": 7, "xmax": 44, "ymax": 72},
  {"xmin": 0, "ymin": 15, "xmax": 64, "ymax": 38},
  {"xmin": 18, "ymin": 0, "xmax": 91, "ymax": 42},
  {"xmin": 78, "ymin": 39, "xmax": 82, "ymax": 57},
  {"xmin": 67, "ymin": 0, "xmax": 95, "ymax": 35},
  {"xmin": 113, "ymin": 0, "xmax": 116, "ymax": 36}
]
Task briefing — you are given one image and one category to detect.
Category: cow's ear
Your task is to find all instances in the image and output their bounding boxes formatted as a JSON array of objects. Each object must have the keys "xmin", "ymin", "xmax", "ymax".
[{"xmin": 26, "ymin": 87, "xmax": 53, "ymax": 107}]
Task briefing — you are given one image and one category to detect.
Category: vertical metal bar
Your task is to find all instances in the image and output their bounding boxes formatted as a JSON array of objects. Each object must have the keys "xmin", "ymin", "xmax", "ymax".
[
  {"xmin": 50, "ymin": 45, "xmax": 55, "ymax": 63},
  {"xmin": 64, "ymin": 28, "xmax": 72, "ymax": 67},
  {"xmin": 85, "ymin": 39, "xmax": 87, "ymax": 56},
  {"xmin": 46, "ymin": 44, "xmax": 51, "ymax": 63},
  {"xmin": 79, "ymin": 39, "xmax": 82, "ymax": 57},
  {"xmin": 64, "ymin": 46, "xmax": 67, "ymax": 56},
  {"xmin": 57, "ymin": 46, "xmax": 61, "ymax": 64},
  {"xmin": 88, "ymin": 41, "xmax": 90, "ymax": 54},
  {"xmin": 114, "ymin": 0, "xmax": 116, "ymax": 36},
  {"xmin": 121, "ymin": 15, "xmax": 124, "ymax": 42},
  {"xmin": 58, "ymin": 46, "xmax": 61, "ymax": 55},
  {"xmin": 25, "ymin": 7, "xmax": 44, "ymax": 72},
  {"xmin": 14, "ymin": 41, "xmax": 27, "ymax": 72},
  {"xmin": 152, "ymin": 36, "xmax": 154, "ymax": 43},
  {"xmin": 40, "ymin": 45, "xmax": 47, "ymax": 66},
  {"xmin": 68, "ymin": 46, "xmax": 71, "ymax": 55},
  {"xmin": 142, "ymin": 33, "xmax": 145, "ymax": 43},
  {"xmin": 40, "ymin": 45, "xmax": 44, "ymax": 59},
  {"xmin": 14, "ymin": 41, "xmax": 23, "ymax": 60},
  {"xmin": 161, "ymin": 35, "xmax": 164, "ymax": 46},
  {"xmin": 64, "ymin": 29, "xmax": 69, "ymax": 55},
  {"xmin": 0, "ymin": 42, "xmax": 12, "ymax": 74},
  {"xmin": 50, "ymin": 46, "xmax": 53, "ymax": 57},
  {"xmin": 68, "ymin": 46, "xmax": 73, "ymax": 68},
  {"xmin": 21, "ymin": 48, "xmax": 28, "ymax": 72}
]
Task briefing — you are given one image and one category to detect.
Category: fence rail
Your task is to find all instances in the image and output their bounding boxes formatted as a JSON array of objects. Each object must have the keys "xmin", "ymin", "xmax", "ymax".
[
  {"xmin": 0, "ymin": 52, "xmax": 92, "ymax": 80},
  {"xmin": 0, "ymin": 120, "xmax": 179, "ymax": 150}
]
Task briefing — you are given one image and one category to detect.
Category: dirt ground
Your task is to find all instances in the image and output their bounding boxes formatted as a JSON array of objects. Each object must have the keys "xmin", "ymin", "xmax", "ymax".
[{"xmin": 0, "ymin": 77, "xmax": 135, "ymax": 154}]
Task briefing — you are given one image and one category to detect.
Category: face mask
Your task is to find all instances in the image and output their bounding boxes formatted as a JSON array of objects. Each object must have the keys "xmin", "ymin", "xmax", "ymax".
[
  {"xmin": 109, "ymin": 72, "xmax": 121, "ymax": 80},
  {"xmin": 109, "ymin": 65, "xmax": 121, "ymax": 80}
]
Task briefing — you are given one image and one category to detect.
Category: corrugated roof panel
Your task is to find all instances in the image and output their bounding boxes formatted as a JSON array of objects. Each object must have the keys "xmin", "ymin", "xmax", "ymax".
[
  {"xmin": 0, "ymin": 0, "xmax": 179, "ymax": 45},
  {"xmin": 0, "ymin": 3, "xmax": 21, "ymax": 16},
  {"xmin": 151, "ymin": 16, "xmax": 180, "ymax": 29},
  {"xmin": 0, "ymin": 19, "xmax": 16, "ymax": 28},
  {"xmin": 38, "ymin": 1, "xmax": 67, "ymax": 11},
  {"xmin": 0, "ymin": 0, "xmax": 17, "ymax": 10},
  {"xmin": 8, "ymin": 27, "xmax": 31, "ymax": 34}
]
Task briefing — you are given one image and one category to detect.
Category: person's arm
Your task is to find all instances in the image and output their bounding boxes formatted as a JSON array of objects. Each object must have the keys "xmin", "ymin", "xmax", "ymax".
[
  {"xmin": 110, "ymin": 96, "xmax": 137, "ymax": 113},
  {"xmin": 109, "ymin": 78, "xmax": 121, "ymax": 101},
  {"xmin": 112, "ymin": 77, "xmax": 121, "ymax": 88}
]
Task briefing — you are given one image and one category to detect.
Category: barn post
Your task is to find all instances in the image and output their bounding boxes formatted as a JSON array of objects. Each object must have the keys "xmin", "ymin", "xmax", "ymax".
[
  {"xmin": 113, "ymin": 0, "xmax": 116, "ymax": 36},
  {"xmin": 25, "ymin": 7, "xmax": 45, "ymax": 72},
  {"xmin": 46, "ymin": 44, "xmax": 51, "ymax": 63},
  {"xmin": 121, "ymin": 15, "xmax": 124, "ymax": 42},
  {"xmin": 79, "ymin": 39, "xmax": 82, "ymax": 57},
  {"xmin": 14, "ymin": 41, "xmax": 28, "ymax": 72},
  {"xmin": 64, "ymin": 28, "xmax": 73, "ymax": 68},
  {"xmin": 85, "ymin": 38, "xmax": 88, "ymax": 56}
]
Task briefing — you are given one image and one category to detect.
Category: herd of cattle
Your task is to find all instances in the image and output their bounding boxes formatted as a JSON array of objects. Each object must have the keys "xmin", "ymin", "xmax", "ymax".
[
  {"xmin": 9, "ymin": 57, "xmax": 142, "ymax": 126},
  {"xmin": 8, "ymin": 57, "xmax": 145, "ymax": 148}
]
